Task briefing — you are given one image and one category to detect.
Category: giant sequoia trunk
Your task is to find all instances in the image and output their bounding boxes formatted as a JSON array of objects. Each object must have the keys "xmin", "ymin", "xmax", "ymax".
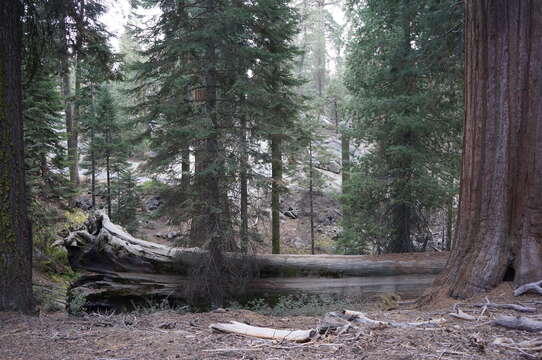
[
  {"xmin": 0, "ymin": 1, "xmax": 33, "ymax": 313},
  {"xmin": 430, "ymin": 0, "xmax": 542, "ymax": 299},
  {"xmin": 60, "ymin": 212, "xmax": 447, "ymax": 309}
]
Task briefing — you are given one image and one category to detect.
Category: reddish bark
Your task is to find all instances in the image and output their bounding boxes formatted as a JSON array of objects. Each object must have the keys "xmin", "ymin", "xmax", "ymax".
[
  {"xmin": 0, "ymin": 1, "xmax": 33, "ymax": 312},
  {"xmin": 431, "ymin": 0, "xmax": 542, "ymax": 299}
]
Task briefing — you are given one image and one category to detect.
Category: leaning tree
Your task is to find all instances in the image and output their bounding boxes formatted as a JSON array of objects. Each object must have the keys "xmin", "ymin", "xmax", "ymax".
[
  {"xmin": 0, "ymin": 1, "xmax": 33, "ymax": 312},
  {"xmin": 430, "ymin": 0, "xmax": 542, "ymax": 299}
]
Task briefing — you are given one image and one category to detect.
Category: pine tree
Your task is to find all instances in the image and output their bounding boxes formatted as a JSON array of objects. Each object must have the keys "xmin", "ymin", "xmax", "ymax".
[
  {"xmin": 342, "ymin": 0, "xmax": 463, "ymax": 253},
  {"xmin": 94, "ymin": 85, "xmax": 128, "ymax": 218},
  {"xmin": 129, "ymin": 0, "xmax": 303, "ymax": 256},
  {"xmin": 52, "ymin": 0, "xmax": 115, "ymax": 189},
  {"xmin": 114, "ymin": 168, "xmax": 141, "ymax": 233}
]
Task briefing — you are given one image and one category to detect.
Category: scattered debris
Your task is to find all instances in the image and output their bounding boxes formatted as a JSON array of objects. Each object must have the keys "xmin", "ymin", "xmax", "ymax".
[
  {"xmin": 515, "ymin": 280, "xmax": 542, "ymax": 297},
  {"xmin": 474, "ymin": 301, "xmax": 536, "ymax": 313},
  {"xmin": 342, "ymin": 309, "xmax": 445, "ymax": 328},
  {"xmin": 493, "ymin": 337, "xmax": 542, "ymax": 359}
]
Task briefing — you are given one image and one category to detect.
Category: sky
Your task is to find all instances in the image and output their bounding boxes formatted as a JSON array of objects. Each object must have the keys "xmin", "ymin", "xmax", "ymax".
[{"xmin": 100, "ymin": 0, "xmax": 346, "ymax": 50}]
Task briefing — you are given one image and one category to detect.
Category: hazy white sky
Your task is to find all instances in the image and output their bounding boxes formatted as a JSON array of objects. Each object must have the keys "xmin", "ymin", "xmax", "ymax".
[{"xmin": 101, "ymin": 0, "xmax": 346, "ymax": 50}]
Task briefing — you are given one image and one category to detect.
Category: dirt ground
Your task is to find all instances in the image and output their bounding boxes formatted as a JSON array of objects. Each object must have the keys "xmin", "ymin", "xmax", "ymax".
[{"xmin": 2, "ymin": 286, "xmax": 541, "ymax": 360}]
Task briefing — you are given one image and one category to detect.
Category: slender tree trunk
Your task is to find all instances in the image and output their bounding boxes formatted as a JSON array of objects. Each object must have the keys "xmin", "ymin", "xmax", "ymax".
[
  {"xmin": 72, "ymin": 53, "xmax": 80, "ymax": 187},
  {"xmin": 204, "ymin": 0, "xmax": 226, "ymax": 307},
  {"xmin": 181, "ymin": 145, "xmax": 190, "ymax": 204},
  {"xmin": 189, "ymin": 143, "xmax": 208, "ymax": 247},
  {"xmin": 90, "ymin": 89, "xmax": 96, "ymax": 208},
  {"xmin": 60, "ymin": 29, "xmax": 77, "ymax": 187},
  {"xmin": 0, "ymin": 1, "xmax": 33, "ymax": 313},
  {"xmin": 333, "ymin": 99, "xmax": 339, "ymax": 134},
  {"xmin": 71, "ymin": 0, "xmax": 85, "ymax": 188},
  {"xmin": 271, "ymin": 134, "xmax": 282, "ymax": 254},
  {"xmin": 341, "ymin": 130, "xmax": 350, "ymax": 192},
  {"xmin": 106, "ymin": 152, "xmax": 111, "ymax": 219},
  {"xmin": 429, "ymin": 0, "xmax": 542, "ymax": 300},
  {"xmin": 240, "ymin": 100, "xmax": 249, "ymax": 252},
  {"xmin": 309, "ymin": 139, "xmax": 315, "ymax": 255}
]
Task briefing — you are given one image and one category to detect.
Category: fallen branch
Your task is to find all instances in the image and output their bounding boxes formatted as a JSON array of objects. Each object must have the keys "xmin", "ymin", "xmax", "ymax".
[
  {"xmin": 449, "ymin": 309, "xmax": 477, "ymax": 321},
  {"xmin": 493, "ymin": 315, "xmax": 542, "ymax": 332},
  {"xmin": 493, "ymin": 337, "xmax": 542, "ymax": 359},
  {"xmin": 342, "ymin": 310, "xmax": 445, "ymax": 329},
  {"xmin": 473, "ymin": 302, "xmax": 536, "ymax": 313},
  {"xmin": 209, "ymin": 321, "xmax": 316, "ymax": 343},
  {"xmin": 514, "ymin": 280, "xmax": 542, "ymax": 297}
]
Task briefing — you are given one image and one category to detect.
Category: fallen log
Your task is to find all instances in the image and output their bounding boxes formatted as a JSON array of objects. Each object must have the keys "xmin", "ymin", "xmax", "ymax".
[
  {"xmin": 493, "ymin": 316, "xmax": 542, "ymax": 332},
  {"xmin": 209, "ymin": 321, "xmax": 316, "ymax": 342},
  {"xmin": 58, "ymin": 212, "xmax": 448, "ymax": 309}
]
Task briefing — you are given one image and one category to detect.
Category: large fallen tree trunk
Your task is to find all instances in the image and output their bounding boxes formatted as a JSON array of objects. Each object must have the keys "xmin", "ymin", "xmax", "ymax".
[{"xmin": 58, "ymin": 212, "xmax": 448, "ymax": 309}]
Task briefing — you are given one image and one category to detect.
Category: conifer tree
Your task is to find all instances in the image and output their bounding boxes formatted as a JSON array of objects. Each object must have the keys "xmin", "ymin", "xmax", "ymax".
[
  {"xmin": 129, "ymin": 0, "xmax": 303, "ymax": 258},
  {"xmin": 342, "ymin": 0, "xmax": 463, "ymax": 253},
  {"xmin": 52, "ymin": 0, "xmax": 115, "ymax": 189}
]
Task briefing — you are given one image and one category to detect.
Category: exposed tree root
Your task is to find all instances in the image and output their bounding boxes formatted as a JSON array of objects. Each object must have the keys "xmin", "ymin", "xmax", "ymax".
[{"xmin": 514, "ymin": 280, "xmax": 542, "ymax": 297}]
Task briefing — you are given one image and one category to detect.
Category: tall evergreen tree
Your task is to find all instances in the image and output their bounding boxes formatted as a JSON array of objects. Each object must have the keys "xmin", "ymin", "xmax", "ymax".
[
  {"xmin": 342, "ymin": 0, "xmax": 463, "ymax": 254},
  {"xmin": 129, "ymin": 0, "xmax": 302, "ymax": 257},
  {"xmin": 428, "ymin": 0, "xmax": 542, "ymax": 300},
  {"xmin": 53, "ymin": 0, "xmax": 115, "ymax": 189},
  {"xmin": 0, "ymin": 0, "xmax": 33, "ymax": 313}
]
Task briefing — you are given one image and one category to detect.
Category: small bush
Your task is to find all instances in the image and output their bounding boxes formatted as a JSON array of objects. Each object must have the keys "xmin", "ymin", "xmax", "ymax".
[
  {"xmin": 233, "ymin": 294, "xmax": 354, "ymax": 317},
  {"xmin": 130, "ymin": 298, "xmax": 191, "ymax": 315},
  {"xmin": 34, "ymin": 286, "xmax": 64, "ymax": 313},
  {"xmin": 68, "ymin": 293, "xmax": 87, "ymax": 316}
]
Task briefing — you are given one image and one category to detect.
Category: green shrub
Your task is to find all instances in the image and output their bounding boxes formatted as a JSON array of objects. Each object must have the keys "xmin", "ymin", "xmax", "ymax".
[
  {"xmin": 68, "ymin": 293, "xmax": 87, "ymax": 316},
  {"xmin": 232, "ymin": 294, "xmax": 353, "ymax": 317}
]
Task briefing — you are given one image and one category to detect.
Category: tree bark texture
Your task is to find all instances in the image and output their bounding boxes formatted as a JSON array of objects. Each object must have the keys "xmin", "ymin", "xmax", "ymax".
[
  {"xmin": 271, "ymin": 134, "xmax": 282, "ymax": 254},
  {"xmin": 189, "ymin": 142, "xmax": 208, "ymax": 247},
  {"xmin": 431, "ymin": 0, "xmax": 542, "ymax": 299},
  {"xmin": 239, "ymin": 100, "xmax": 248, "ymax": 252},
  {"xmin": 341, "ymin": 131, "xmax": 349, "ymax": 192},
  {"xmin": 0, "ymin": 1, "xmax": 33, "ymax": 313},
  {"xmin": 60, "ymin": 14, "xmax": 79, "ymax": 187}
]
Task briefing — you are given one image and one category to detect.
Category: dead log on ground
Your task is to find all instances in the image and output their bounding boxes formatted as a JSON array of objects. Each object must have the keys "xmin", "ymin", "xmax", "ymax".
[
  {"xmin": 209, "ymin": 321, "xmax": 316, "ymax": 342},
  {"xmin": 58, "ymin": 212, "xmax": 448, "ymax": 309},
  {"xmin": 493, "ymin": 316, "xmax": 542, "ymax": 332}
]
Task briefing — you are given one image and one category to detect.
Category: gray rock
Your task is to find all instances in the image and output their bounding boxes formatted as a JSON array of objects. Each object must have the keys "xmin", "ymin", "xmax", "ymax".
[
  {"xmin": 74, "ymin": 196, "xmax": 93, "ymax": 210},
  {"xmin": 156, "ymin": 231, "xmax": 180, "ymax": 240},
  {"xmin": 146, "ymin": 196, "xmax": 162, "ymax": 211}
]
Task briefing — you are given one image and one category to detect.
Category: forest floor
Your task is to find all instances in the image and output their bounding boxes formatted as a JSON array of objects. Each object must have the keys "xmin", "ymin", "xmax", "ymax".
[{"xmin": 2, "ymin": 283, "xmax": 541, "ymax": 360}]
